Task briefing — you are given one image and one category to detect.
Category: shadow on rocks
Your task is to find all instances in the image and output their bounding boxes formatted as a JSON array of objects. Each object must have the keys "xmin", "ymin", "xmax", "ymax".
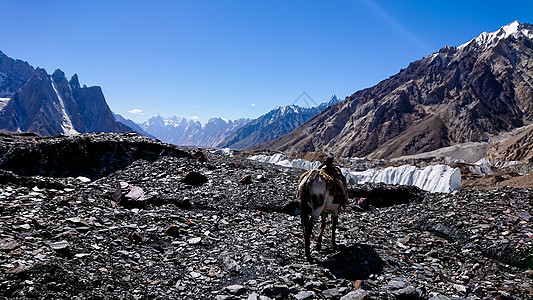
[{"xmin": 319, "ymin": 243, "xmax": 383, "ymax": 281}]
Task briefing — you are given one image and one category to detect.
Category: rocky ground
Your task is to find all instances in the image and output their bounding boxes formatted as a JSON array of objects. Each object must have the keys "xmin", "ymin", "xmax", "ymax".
[{"xmin": 0, "ymin": 134, "xmax": 532, "ymax": 299}]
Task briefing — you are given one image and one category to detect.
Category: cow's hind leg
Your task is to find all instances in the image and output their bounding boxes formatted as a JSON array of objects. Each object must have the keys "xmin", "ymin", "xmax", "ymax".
[
  {"xmin": 331, "ymin": 215, "xmax": 338, "ymax": 250},
  {"xmin": 316, "ymin": 214, "xmax": 327, "ymax": 251},
  {"xmin": 300, "ymin": 202, "xmax": 313, "ymax": 261}
]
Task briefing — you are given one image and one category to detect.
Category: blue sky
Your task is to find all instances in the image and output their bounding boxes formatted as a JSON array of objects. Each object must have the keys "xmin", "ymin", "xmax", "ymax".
[{"xmin": 1, "ymin": 0, "xmax": 532, "ymax": 124}]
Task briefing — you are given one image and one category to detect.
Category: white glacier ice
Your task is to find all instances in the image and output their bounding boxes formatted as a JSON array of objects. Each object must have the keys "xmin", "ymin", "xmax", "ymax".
[
  {"xmin": 248, "ymin": 154, "xmax": 322, "ymax": 170},
  {"xmin": 343, "ymin": 164, "xmax": 461, "ymax": 193},
  {"xmin": 212, "ymin": 148, "xmax": 234, "ymax": 157},
  {"xmin": 248, "ymin": 154, "xmax": 461, "ymax": 193}
]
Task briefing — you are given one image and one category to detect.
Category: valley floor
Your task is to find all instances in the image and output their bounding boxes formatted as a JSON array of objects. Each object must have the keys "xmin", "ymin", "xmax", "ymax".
[{"xmin": 0, "ymin": 153, "xmax": 531, "ymax": 299}]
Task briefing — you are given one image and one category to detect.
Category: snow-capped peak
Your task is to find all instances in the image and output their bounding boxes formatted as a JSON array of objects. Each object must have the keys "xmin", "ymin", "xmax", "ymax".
[{"xmin": 458, "ymin": 21, "xmax": 533, "ymax": 50}]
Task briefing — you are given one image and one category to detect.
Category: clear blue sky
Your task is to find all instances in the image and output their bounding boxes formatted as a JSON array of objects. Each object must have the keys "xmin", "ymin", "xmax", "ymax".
[{"xmin": 1, "ymin": 0, "xmax": 532, "ymax": 124}]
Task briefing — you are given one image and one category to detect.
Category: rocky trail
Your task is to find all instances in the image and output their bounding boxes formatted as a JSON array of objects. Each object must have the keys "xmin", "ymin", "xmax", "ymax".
[{"xmin": 0, "ymin": 134, "xmax": 531, "ymax": 299}]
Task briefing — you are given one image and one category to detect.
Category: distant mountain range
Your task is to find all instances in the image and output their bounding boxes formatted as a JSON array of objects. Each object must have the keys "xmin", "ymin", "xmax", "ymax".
[
  {"xmin": 217, "ymin": 95, "xmax": 341, "ymax": 149},
  {"xmin": 140, "ymin": 115, "xmax": 251, "ymax": 147},
  {"xmin": 0, "ymin": 50, "xmax": 132, "ymax": 136},
  {"xmin": 255, "ymin": 21, "xmax": 533, "ymax": 160},
  {"xmin": 136, "ymin": 95, "xmax": 340, "ymax": 149}
]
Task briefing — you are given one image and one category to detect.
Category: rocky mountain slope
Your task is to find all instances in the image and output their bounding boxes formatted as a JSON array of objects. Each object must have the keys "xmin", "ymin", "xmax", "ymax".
[
  {"xmin": 0, "ymin": 51, "xmax": 34, "ymax": 98},
  {"xmin": 487, "ymin": 125, "xmax": 533, "ymax": 164},
  {"xmin": 0, "ymin": 133, "xmax": 531, "ymax": 299},
  {"xmin": 256, "ymin": 21, "xmax": 533, "ymax": 160},
  {"xmin": 0, "ymin": 51, "xmax": 134, "ymax": 136},
  {"xmin": 217, "ymin": 95, "xmax": 341, "ymax": 150},
  {"xmin": 141, "ymin": 115, "xmax": 251, "ymax": 147}
]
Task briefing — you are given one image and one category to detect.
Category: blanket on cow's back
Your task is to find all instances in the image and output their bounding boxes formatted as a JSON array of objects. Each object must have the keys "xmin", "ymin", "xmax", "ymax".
[{"xmin": 297, "ymin": 169, "xmax": 348, "ymax": 206}]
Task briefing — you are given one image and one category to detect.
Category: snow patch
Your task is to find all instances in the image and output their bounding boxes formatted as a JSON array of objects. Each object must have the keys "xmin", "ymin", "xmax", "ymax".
[
  {"xmin": 212, "ymin": 148, "xmax": 234, "ymax": 157},
  {"xmin": 459, "ymin": 21, "xmax": 533, "ymax": 50},
  {"xmin": 248, "ymin": 154, "xmax": 461, "ymax": 193},
  {"xmin": 0, "ymin": 98, "xmax": 10, "ymax": 110},
  {"xmin": 50, "ymin": 78, "xmax": 79, "ymax": 135}
]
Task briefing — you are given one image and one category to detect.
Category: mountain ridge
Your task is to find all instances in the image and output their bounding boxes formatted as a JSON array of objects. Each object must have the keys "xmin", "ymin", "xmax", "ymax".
[
  {"xmin": 0, "ymin": 51, "xmax": 136, "ymax": 136},
  {"xmin": 217, "ymin": 95, "xmax": 341, "ymax": 150},
  {"xmin": 254, "ymin": 21, "xmax": 533, "ymax": 160}
]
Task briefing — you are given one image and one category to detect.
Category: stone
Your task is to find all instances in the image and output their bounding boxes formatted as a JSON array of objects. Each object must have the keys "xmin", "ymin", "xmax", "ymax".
[
  {"xmin": 194, "ymin": 150, "xmax": 207, "ymax": 161},
  {"xmin": 188, "ymin": 237, "xmax": 202, "ymax": 244},
  {"xmin": 321, "ymin": 288, "xmax": 341, "ymax": 298},
  {"xmin": 240, "ymin": 174, "xmax": 253, "ymax": 184},
  {"xmin": 0, "ymin": 239, "xmax": 20, "ymax": 251},
  {"xmin": 388, "ymin": 279, "xmax": 408, "ymax": 290},
  {"xmin": 66, "ymin": 217, "xmax": 90, "ymax": 227},
  {"xmin": 340, "ymin": 290, "xmax": 367, "ymax": 300},
  {"xmin": 164, "ymin": 225, "xmax": 181, "ymax": 237},
  {"xmin": 263, "ymin": 284, "xmax": 290, "ymax": 298},
  {"xmin": 294, "ymin": 291, "xmax": 315, "ymax": 300},
  {"xmin": 517, "ymin": 211, "xmax": 531, "ymax": 222},
  {"xmin": 428, "ymin": 296, "xmax": 450, "ymax": 300},
  {"xmin": 453, "ymin": 284, "xmax": 468, "ymax": 293},
  {"xmin": 130, "ymin": 231, "xmax": 143, "ymax": 244},
  {"xmin": 226, "ymin": 284, "xmax": 246, "ymax": 295},
  {"xmin": 292, "ymin": 273, "xmax": 305, "ymax": 285},
  {"xmin": 49, "ymin": 240, "xmax": 70, "ymax": 256},
  {"xmin": 257, "ymin": 174, "xmax": 268, "ymax": 182},
  {"xmin": 114, "ymin": 182, "xmax": 151, "ymax": 208},
  {"xmin": 181, "ymin": 171, "xmax": 208, "ymax": 186},
  {"xmin": 358, "ymin": 197, "xmax": 369, "ymax": 209},
  {"xmin": 76, "ymin": 176, "xmax": 91, "ymax": 183},
  {"xmin": 391, "ymin": 286, "xmax": 422, "ymax": 299},
  {"xmin": 247, "ymin": 293, "xmax": 259, "ymax": 300}
]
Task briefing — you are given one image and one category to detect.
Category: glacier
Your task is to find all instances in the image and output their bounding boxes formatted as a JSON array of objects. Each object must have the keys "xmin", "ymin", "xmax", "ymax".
[
  {"xmin": 344, "ymin": 164, "xmax": 462, "ymax": 193},
  {"xmin": 248, "ymin": 154, "xmax": 322, "ymax": 170},
  {"xmin": 248, "ymin": 154, "xmax": 461, "ymax": 193}
]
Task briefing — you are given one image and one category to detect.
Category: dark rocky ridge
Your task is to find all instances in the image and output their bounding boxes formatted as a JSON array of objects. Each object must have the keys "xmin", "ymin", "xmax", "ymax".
[
  {"xmin": 0, "ymin": 133, "xmax": 531, "ymax": 299},
  {"xmin": 0, "ymin": 132, "xmax": 190, "ymax": 180}
]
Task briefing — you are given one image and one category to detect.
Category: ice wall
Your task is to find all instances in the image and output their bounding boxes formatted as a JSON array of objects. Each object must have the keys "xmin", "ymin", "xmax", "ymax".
[
  {"xmin": 248, "ymin": 154, "xmax": 461, "ymax": 193},
  {"xmin": 343, "ymin": 165, "xmax": 461, "ymax": 193},
  {"xmin": 248, "ymin": 154, "xmax": 322, "ymax": 170}
]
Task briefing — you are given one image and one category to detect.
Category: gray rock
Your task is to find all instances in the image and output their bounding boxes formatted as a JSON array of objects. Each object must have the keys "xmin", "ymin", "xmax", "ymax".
[
  {"xmin": 428, "ymin": 295, "xmax": 451, "ymax": 300},
  {"xmin": 0, "ymin": 238, "xmax": 20, "ymax": 251},
  {"xmin": 181, "ymin": 171, "xmax": 208, "ymax": 186},
  {"xmin": 294, "ymin": 291, "xmax": 315, "ymax": 300},
  {"xmin": 391, "ymin": 286, "xmax": 422, "ymax": 299},
  {"xmin": 226, "ymin": 284, "xmax": 246, "ymax": 295},
  {"xmin": 322, "ymin": 288, "xmax": 341, "ymax": 298},
  {"xmin": 340, "ymin": 290, "xmax": 367, "ymax": 300}
]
